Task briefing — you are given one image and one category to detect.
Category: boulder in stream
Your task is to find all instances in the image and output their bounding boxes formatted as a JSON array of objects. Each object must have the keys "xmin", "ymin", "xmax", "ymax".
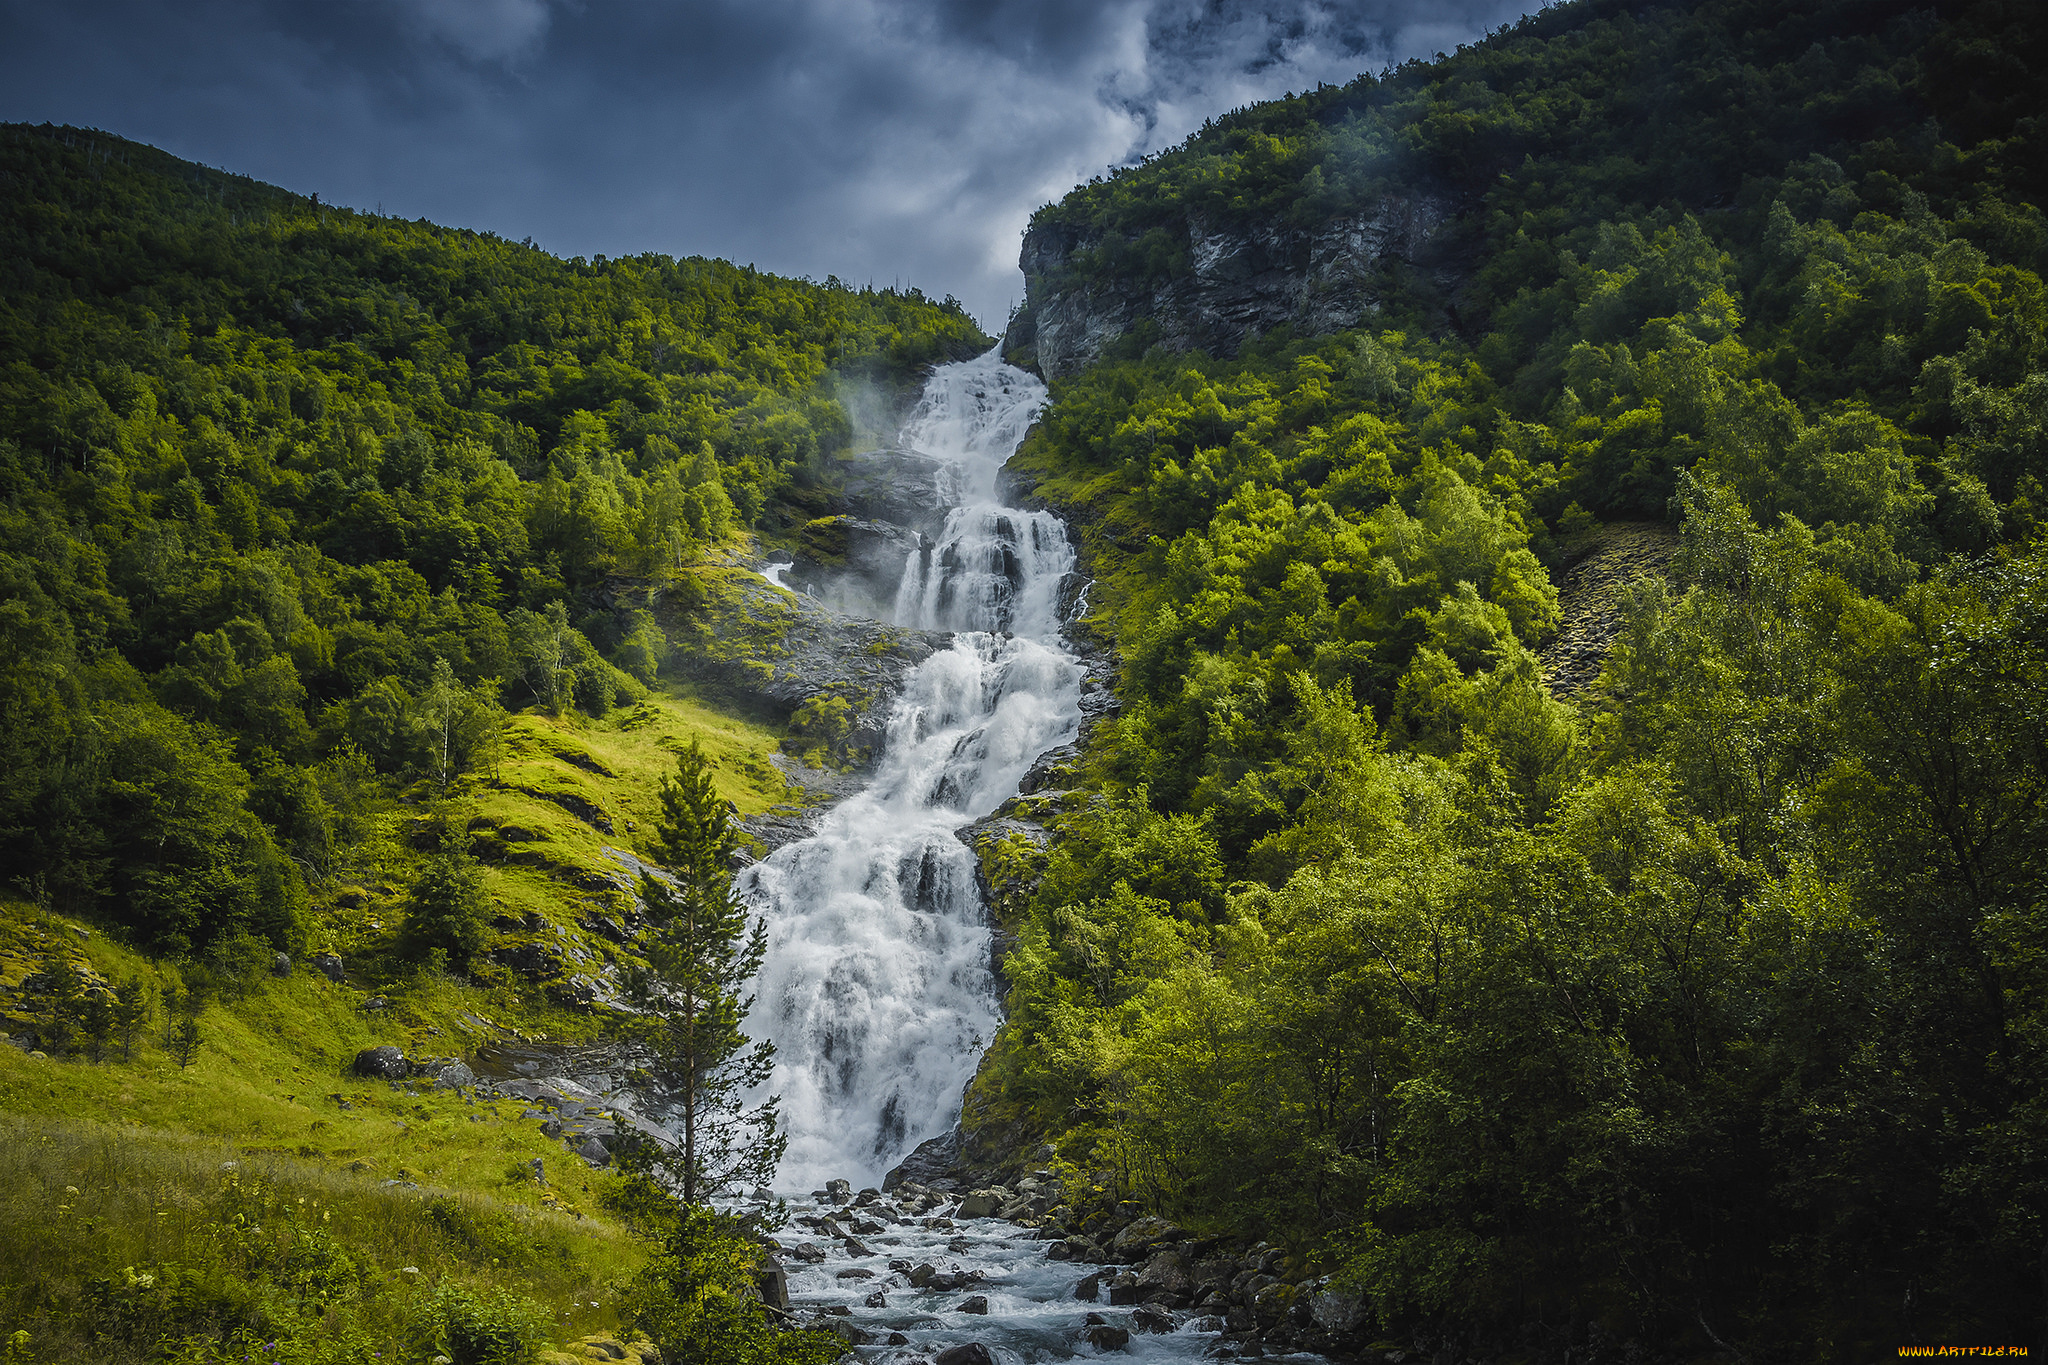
[
  {"xmin": 956, "ymin": 1188, "xmax": 1005, "ymax": 1218},
  {"xmin": 1131, "ymin": 1304, "xmax": 1176, "ymax": 1334}
]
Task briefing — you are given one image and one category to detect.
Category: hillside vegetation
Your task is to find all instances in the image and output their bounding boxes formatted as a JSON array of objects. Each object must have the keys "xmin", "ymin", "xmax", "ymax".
[
  {"xmin": 0, "ymin": 117, "xmax": 983, "ymax": 955},
  {"xmin": 971, "ymin": 0, "xmax": 2048, "ymax": 1356},
  {"xmin": 0, "ymin": 120, "xmax": 983, "ymax": 1360}
]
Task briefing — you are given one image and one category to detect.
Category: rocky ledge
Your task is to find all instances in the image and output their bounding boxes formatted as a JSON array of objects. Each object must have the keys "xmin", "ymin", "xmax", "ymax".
[{"xmin": 656, "ymin": 567, "xmax": 951, "ymax": 769}]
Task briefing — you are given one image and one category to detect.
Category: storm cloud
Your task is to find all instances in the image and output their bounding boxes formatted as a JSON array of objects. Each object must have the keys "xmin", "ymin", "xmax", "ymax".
[{"xmin": 0, "ymin": 0, "xmax": 1537, "ymax": 328}]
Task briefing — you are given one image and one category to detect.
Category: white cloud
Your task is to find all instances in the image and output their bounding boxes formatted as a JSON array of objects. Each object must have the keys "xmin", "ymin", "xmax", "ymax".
[{"xmin": 397, "ymin": 0, "xmax": 556, "ymax": 66}]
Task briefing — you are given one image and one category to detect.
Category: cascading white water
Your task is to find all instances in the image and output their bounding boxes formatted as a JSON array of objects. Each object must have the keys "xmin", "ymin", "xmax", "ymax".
[{"xmin": 740, "ymin": 348, "xmax": 1077, "ymax": 1191}]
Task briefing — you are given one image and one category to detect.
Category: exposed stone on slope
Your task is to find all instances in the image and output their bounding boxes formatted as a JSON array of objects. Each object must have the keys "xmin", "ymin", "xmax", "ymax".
[
  {"xmin": 652, "ymin": 567, "xmax": 950, "ymax": 769},
  {"xmin": 885, "ymin": 1129, "xmax": 964, "ymax": 1191},
  {"xmin": 785, "ymin": 515, "xmax": 925, "ymax": 618},
  {"xmin": 836, "ymin": 446, "xmax": 961, "ymax": 534},
  {"xmin": 1539, "ymin": 522, "xmax": 1681, "ymax": 697}
]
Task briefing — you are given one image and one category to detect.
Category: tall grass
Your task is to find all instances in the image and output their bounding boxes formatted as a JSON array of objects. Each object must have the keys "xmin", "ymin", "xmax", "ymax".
[{"xmin": 0, "ymin": 1118, "xmax": 641, "ymax": 1363}]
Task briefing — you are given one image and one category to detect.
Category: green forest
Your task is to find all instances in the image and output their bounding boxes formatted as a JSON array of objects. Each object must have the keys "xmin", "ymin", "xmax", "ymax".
[
  {"xmin": 0, "ymin": 0, "xmax": 2045, "ymax": 1359},
  {"xmin": 0, "ymin": 120, "xmax": 983, "ymax": 957},
  {"xmin": 973, "ymin": 0, "xmax": 2048, "ymax": 1355}
]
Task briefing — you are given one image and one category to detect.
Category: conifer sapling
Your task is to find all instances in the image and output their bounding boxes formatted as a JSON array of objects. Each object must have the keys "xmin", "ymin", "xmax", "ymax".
[{"xmin": 617, "ymin": 741, "xmax": 783, "ymax": 1205}]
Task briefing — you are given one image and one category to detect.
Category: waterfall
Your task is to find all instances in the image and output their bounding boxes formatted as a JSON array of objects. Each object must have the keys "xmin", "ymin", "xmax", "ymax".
[{"xmin": 740, "ymin": 348, "xmax": 1077, "ymax": 1191}]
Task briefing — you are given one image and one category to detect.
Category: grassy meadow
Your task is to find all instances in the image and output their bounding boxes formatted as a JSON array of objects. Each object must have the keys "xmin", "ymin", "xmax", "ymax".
[{"xmin": 0, "ymin": 679, "xmax": 808, "ymax": 1362}]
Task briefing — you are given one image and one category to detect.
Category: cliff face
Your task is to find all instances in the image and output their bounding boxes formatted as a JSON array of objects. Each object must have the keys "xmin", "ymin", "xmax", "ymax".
[{"xmin": 1004, "ymin": 191, "xmax": 1459, "ymax": 378}]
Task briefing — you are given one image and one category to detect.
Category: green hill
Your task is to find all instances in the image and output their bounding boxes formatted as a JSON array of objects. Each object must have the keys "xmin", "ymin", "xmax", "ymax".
[
  {"xmin": 0, "ymin": 120, "xmax": 983, "ymax": 1362},
  {"xmin": 961, "ymin": 0, "xmax": 2048, "ymax": 1356}
]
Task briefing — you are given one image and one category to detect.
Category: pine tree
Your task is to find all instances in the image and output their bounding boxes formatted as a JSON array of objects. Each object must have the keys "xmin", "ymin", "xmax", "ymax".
[
  {"xmin": 169, "ymin": 1012, "xmax": 201, "ymax": 1068},
  {"xmin": 618, "ymin": 741, "xmax": 782, "ymax": 1205},
  {"xmin": 33, "ymin": 950, "xmax": 83, "ymax": 1057},
  {"xmin": 111, "ymin": 979, "xmax": 149, "ymax": 1062},
  {"xmin": 400, "ymin": 817, "xmax": 489, "ymax": 971},
  {"xmin": 80, "ymin": 991, "xmax": 113, "ymax": 1062}
]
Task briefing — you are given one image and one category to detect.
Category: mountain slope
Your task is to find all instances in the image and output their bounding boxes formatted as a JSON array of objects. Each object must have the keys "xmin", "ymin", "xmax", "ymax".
[{"xmin": 961, "ymin": 1, "xmax": 2048, "ymax": 1357}]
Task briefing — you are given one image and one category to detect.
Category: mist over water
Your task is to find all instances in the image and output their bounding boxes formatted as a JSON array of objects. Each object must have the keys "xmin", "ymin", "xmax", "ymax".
[{"xmin": 741, "ymin": 349, "xmax": 1077, "ymax": 1191}]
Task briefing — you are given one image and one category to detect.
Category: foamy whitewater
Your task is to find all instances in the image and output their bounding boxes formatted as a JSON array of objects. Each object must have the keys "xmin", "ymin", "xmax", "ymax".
[{"xmin": 740, "ymin": 349, "xmax": 1079, "ymax": 1191}]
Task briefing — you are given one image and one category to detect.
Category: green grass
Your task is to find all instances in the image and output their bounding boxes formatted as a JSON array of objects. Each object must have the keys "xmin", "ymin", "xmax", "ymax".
[
  {"xmin": 0, "ymin": 1114, "xmax": 643, "ymax": 1362},
  {"xmin": 0, "ymin": 903, "xmax": 651, "ymax": 1361},
  {"xmin": 0, "ymin": 903, "xmax": 629, "ymax": 1207},
  {"xmin": 0, "ymin": 682, "xmax": 801, "ymax": 1361}
]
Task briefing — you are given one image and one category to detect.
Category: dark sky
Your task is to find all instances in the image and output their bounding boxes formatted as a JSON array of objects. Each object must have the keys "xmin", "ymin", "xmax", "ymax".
[{"xmin": 1, "ymin": 0, "xmax": 1538, "ymax": 330}]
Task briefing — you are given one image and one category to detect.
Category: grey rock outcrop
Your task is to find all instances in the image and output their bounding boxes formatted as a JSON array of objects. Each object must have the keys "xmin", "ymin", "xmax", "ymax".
[
  {"xmin": 1538, "ymin": 521, "xmax": 1680, "ymax": 696},
  {"xmin": 432, "ymin": 1061, "xmax": 476, "ymax": 1090},
  {"xmin": 757, "ymin": 1258, "xmax": 790, "ymax": 1310},
  {"xmin": 1005, "ymin": 194, "xmax": 1458, "ymax": 379},
  {"xmin": 785, "ymin": 515, "xmax": 925, "ymax": 618},
  {"xmin": 955, "ymin": 1188, "xmax": 1004, "ymax": 1219},
  {"xmin": 836, "ymin": 448, "xmax": 961, "ymax": 535},
  {"xmin": 1110, "ymin": 1215, "xmax": 1188, "ymax": 1256},
  {"xmin": 661, "ymin": 569, "xmax": 948, "ymax": 772},
  {"xmin": 883, "ymin": 1128, "xmax": 962, "ymax": 1191}
]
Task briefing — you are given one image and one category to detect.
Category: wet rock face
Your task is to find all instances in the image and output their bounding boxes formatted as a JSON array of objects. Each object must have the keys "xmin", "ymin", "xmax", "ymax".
[
  {"xmin": 885, "ymin": 1129, "xmax": 963, "ymax": 1191},
  {"xmin": 665, "ymin": 571, "xmax": 948, "ymax": 769},
  {"xmin": 785, "ymin": 516, "xmax": 926, "ymax": 617},
  {"xmin": 837, "ymin": 448, "xmax": 961, "ymax": 535},
  {"xmin": 1006, "ymin": 195, "xmax": 1458, "ymax": 379}
]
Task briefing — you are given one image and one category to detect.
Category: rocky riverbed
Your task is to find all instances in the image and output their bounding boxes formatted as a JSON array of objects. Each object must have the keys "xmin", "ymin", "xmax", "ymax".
[{"xmin": 743, "ymin": 1176, "xmax": 1363, "ymax": 1363}]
